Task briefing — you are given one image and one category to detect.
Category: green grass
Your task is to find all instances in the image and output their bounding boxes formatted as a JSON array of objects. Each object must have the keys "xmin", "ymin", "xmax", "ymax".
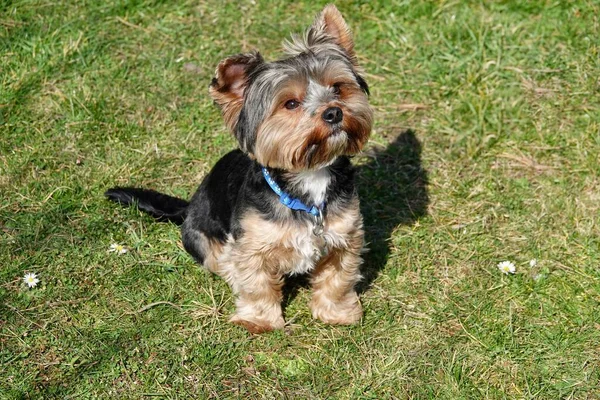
[{"xmin": 2, "ymin": 0, "xmax": 599, "ymax": 398}]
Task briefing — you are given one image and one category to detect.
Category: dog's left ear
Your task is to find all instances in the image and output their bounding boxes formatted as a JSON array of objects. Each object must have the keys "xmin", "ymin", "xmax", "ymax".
[
  {"xmin": 309, "ymin": 4, "xmax": 357, "ymax": 65},
  {"xmin": 210, "ymin": 52, "xmax": 264, "ymax": 131}
]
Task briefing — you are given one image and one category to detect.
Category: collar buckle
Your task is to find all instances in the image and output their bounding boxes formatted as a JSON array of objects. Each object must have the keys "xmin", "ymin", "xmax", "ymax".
[{"xmin": 312, "ymin": 207, "xmax": 324, "ymax": 236}]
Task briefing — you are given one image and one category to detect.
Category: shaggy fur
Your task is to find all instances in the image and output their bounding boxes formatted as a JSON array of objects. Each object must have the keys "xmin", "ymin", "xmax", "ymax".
[{"xmin": 105, "ymin": 4, "xmax": 373, "ymax": 333}]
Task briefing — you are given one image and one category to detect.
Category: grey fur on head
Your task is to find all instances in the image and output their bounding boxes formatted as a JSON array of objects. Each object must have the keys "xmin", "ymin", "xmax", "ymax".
[{"xmin": 210, "ymin": 4, "xmax": 372, "ymax": 171}]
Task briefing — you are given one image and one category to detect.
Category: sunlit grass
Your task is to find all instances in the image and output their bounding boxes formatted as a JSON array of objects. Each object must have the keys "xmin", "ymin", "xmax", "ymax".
[{"xmin": 2, "ymin": 0, "xmax": 599, "ymax": 398}]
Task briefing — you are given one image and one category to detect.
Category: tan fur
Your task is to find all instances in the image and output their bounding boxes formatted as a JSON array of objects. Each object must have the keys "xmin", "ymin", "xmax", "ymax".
[
  {"xmin": 199, "ymin": 5, "xmax": 370, "ymax": 333},
  {"xmin": 209, "ymin": 53, "xmax": 263, "ymax": 131},
  {"xmin": 254, "ymin": 71, "xmax": 372, "ymax": 171},
  {"xmin": 203, "ymin": 199, "xmax": 364, "ymax": 332},
  {"xmin": 313, "ymin": 5, "xmax": 357, "ymax": 64},
  {"xmin": 196, "ymin": 233, "xmax": 224, "ymax": 274},
  {"xmin": 284, "ymin": 5, "xmax": 359, "ymax": 67},
  {"xmin": 310, "ymin": 198, "xmax": 364, "ymax": 324}
]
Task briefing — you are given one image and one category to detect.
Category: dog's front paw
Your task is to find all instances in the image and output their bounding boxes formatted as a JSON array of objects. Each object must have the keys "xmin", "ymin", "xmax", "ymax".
[
  {"xmin": 230, "ymin": 315, "xmax": 285, "ymax": 334},
  {"xmin": 310, "ymin": 292, "xmax": 363, "ymax": 325}
]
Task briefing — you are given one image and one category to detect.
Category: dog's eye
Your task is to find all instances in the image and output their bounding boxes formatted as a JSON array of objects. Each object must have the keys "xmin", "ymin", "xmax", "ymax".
[
  {"xmin": 332, "ymin": 83, "xmax": 342, "ymax": 95},
  {"xmin": 284, "ymin": 99, "xmax": 300, "ymax": 110}
]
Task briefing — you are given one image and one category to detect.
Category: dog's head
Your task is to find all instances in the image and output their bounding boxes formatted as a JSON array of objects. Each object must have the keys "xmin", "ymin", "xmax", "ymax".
[{"xmin": 209, "ymin": 5, "xmax": 373, "ymax": 172}]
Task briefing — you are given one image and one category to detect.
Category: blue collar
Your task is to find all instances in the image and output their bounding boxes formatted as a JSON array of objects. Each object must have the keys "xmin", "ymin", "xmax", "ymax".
[{"xmin": 261, "ymin": 167, "xmax": 324, "ymax": 217}]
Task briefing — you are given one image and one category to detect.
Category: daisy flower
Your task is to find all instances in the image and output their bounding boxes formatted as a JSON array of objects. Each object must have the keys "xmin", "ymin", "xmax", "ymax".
[
  {"xmin": 498, "ymin": 261, "xmax": 516, "ymax": 275},
  {"xmin": 108, "ymin": 243, "xmax": 128, "ymax": 254},
  {"xmin": 23, "ymin": 272, "xmax": 40, "ymax": 288},
  {"xmin": 529, "ymin": 259, "xmax": 537, "ymax": 267}
]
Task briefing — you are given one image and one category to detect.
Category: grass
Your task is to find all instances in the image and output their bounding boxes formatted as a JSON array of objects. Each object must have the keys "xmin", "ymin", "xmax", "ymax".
[{"xmin": 1, "ymin": 0, "xmax": 599, "ymax": 398}]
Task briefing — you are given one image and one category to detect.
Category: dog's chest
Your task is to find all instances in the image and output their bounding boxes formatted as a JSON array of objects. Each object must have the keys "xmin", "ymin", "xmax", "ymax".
[
  {"xmin": 279, "ymin": 221, "xmax": 349, "ymax": 275},
  {"xmin": 285, "ymin": 226, "xmax": 327, "ymax": 275},
  {"xmin": 288, "ymin": 169, "xmax": 331, "ymax": 205},
  {"xmin": 274, "ymin": 169, "xmax": 334, "ymax": 274}
]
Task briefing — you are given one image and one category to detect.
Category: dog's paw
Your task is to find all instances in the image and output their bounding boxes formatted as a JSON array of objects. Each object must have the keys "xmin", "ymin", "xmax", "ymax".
[
  {"xmin": 310, "ymin": 293, "xmax": 363, "ymax": 325},
  {"xmin": 230, "ymin": 315, "xmax": 285, "ymax": 334}
]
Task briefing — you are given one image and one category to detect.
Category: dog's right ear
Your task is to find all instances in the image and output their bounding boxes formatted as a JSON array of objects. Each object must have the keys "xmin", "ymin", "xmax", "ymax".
[{"xmin": 209, "ymin": 52, "xmax": 264, "ymax": 131}]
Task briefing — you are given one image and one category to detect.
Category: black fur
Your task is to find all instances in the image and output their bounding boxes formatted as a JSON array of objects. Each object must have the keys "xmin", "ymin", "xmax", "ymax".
[
  {"xmin": 104, "ymin": 187, "xmax": 189, "ymax": 225},
  {"xmin": 105, "ymin": 5, "xmax": 368, "ymax": 273},
  {"xmin": 354, "ymin": 73, "xmax": 370, "ymax": 96},
  {"xmin": 105, "ymin": 150, "xmax": 357, "ymax": 265}
]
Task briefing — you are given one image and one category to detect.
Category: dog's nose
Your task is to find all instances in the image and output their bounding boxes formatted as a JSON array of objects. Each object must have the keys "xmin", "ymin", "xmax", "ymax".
[{"xmin": 321, "ymin": 107, "xmax": 343, "ymax": 124}]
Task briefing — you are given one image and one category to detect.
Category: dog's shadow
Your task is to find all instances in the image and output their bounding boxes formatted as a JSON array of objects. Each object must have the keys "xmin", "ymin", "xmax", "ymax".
[
  {"xmin": 283, "ymin": 129, "xmax": 429, "ymax": 306},
  {"xmin": 355, "ymin": 129, "xmax": 429, "ymax": 293}
]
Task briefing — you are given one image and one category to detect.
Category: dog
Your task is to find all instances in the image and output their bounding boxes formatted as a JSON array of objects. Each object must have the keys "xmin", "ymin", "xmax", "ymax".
[{"xmin": 105, "ymin": 4, "xmax": 373, "ymax": 333}]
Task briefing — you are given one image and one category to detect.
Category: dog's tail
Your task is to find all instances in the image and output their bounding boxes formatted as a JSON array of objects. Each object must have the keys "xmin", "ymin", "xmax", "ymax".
[{"xmin": 104, "ymin": 187, "xmax": 189, "ymax": 225}]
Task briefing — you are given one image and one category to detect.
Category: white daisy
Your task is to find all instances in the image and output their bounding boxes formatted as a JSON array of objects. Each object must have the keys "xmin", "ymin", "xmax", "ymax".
[
  {"xmin": 108, "ymin": 243, "xmax": 128, "ymax": 254},
  {"xmin": 498, "ymin": 261, "xmax": 516, "ymax": 275},
  {"xmin": 529, "ymin": 259, "xmax": 537, "ymax": 267},
  {"xmin": 23, "ymin": 272, "xmax": 40, "ymax": 288}
]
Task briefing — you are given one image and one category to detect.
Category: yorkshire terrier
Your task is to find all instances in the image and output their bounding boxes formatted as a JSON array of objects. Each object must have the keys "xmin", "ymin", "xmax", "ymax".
[{"xmin": 105, "ymin": 4, "xmax": 373, "ymax": 333}]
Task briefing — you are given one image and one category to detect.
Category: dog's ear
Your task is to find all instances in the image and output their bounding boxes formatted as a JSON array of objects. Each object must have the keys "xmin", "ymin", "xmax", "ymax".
[
  {"xmin": 308, "ymin": 5, "xmax": 356, "ymax": 64},
  {"xmin": 209, "ymin": 52, "xmax": 264, "ymax": 131}
]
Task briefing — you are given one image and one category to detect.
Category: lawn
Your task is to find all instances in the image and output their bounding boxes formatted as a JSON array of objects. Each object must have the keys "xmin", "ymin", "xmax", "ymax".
[{"xmin": 1, "ymin": 0, "xmax": 599, "ymax": 398}]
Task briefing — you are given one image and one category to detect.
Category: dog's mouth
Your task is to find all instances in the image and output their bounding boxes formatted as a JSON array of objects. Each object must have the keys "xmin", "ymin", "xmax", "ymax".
[
  {"xmin": 327, "ymin": 129, "xmax": 348, "ymax": 146},
  {"xmin": 303, "ymin": 129, "xmax": 351, "ymax": 168},
  {"xmin": 328, "ymin": 127, "xmax": 345, "ymax": 137}
]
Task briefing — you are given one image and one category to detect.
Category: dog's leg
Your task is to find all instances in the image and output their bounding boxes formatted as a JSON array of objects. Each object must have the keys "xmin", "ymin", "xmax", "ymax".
[
  {"xmin": 220, "ymin": 244, "xmax": 286, "ymax": 333},
  {"xmin": 181, "ymin": 226, "xmax": 224, "ymax": 274},
  {"xmin": 229, "ymin": 264, "xmax": 285, "ymax": 333},
  {"xmin": 310, "ymin": 242, "xmax": 363, "ymax": 325}
]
